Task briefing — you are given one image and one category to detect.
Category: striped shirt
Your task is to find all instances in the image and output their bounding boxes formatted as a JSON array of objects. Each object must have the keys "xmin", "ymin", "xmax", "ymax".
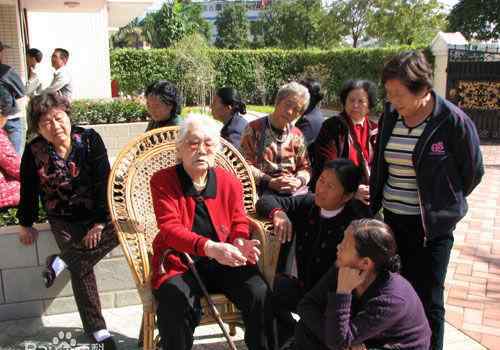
[{"xmin": 382, "ymin": 117, "xmax": 427, "ymax": 216}]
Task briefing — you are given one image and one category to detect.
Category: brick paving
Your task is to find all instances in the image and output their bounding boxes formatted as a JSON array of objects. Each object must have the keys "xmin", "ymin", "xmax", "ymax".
[{"xmin": 444, "ymin": 144, "xmax": 500, "ymax": 350}]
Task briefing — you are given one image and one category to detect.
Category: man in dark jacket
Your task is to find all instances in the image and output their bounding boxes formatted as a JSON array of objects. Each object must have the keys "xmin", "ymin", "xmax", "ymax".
[{"xmin": 0, "ymin": 41, "xmax": 26, "ymax": 154}]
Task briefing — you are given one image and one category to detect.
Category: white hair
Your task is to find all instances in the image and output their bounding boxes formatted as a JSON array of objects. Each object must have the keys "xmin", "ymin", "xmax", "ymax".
[
  {"xmin": 176, "ymin": 113, "xmax": 222, "ymax": 149},
  {"xmin": 275, "ymin": 81, "xmax": 310, "ymax": 113}
]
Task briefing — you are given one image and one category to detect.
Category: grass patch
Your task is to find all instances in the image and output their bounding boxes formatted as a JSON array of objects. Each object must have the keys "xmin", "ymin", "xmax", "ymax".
[{"xmin": 180, "ymin": 105, "xmax": 273, "ymax": 117}]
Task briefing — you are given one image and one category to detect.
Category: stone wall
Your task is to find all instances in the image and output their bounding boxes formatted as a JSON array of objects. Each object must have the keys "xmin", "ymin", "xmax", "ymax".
[{"xmin": 0, "ymin": 224, "xmax": 141, "ymax": 322}]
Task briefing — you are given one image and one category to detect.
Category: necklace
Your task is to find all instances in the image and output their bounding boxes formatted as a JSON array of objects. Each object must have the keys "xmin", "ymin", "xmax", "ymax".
[{"xmin": 267, "ymin": 116, "xmax": 289, "ymax": 144}]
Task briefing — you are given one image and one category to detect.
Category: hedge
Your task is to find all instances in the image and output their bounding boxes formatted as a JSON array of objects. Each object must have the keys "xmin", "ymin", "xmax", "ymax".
[
  {"xmin": 111, "ymin": 46, "xmax": 432, "ymax": 107},
  {"xmin": 71, "ymin": 98, "xmax": 148, "ymax": 125}
]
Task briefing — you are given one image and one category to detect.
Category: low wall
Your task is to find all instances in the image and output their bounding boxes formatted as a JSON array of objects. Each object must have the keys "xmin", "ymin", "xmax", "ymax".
[
  {"xmin": 85, "ymin": 121, "xmax": 148, "ymax": 158},
  {"xmin": 0, "ymin": 224, "xmax": 140, "ymax": 322}
]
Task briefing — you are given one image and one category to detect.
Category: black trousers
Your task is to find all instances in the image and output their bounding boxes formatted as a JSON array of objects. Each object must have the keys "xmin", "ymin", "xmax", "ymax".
[
  {"xmin": 154, "ymin": 258, "xmax": 275, "ymax": 350},
  {"xmin": 384, "ymin": 210, "xmax": 454, "ymax": 350},
  {"xmin": 271, "ymin": 274, "xmax": 304, "ymax": 347},
  {"xmin": 49, "ymin": 218, "xmax": 119, "ymax": 334}
]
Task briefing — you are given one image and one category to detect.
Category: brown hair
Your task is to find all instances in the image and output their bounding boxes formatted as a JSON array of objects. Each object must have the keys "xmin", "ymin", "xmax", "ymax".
[
  {"xmin": 350, "ymin": 219, "xmax": 401, "ymax": 273},
  {"xmin": 382, "ymin": 50, "xmax": 433, "ymax": 94},
  {"xmin": 28, "ymin": 93, "xmax": 71, "ymax": 132}
]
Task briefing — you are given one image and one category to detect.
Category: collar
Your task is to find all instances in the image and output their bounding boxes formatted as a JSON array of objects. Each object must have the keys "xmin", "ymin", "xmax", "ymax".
[
  {"xmin": 320, "ymin": 206, "xmax": 344, "ymax": 218},
  {"xmin": 354, "ymin": 118, "xmax": 365, "ymax": 127},
  {"xmin": 176, "ymin": 163, "xmax": 217, "ymax": 198},
  {"xmin": 54, "ymin": 65, "xmax": 67, "ymax": 73}
]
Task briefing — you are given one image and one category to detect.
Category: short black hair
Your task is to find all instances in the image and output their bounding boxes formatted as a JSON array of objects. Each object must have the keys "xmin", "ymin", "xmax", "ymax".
[
  {"xmin": 382, "ymin": 50, "xmax": 433, "ymax": 94},
  {"xmin": 339, "ymin": 79, "xmax": 377, "ymax": 111},
  {"xmin": 299, "ymin": 78, "xmax": 324, "ymax": 115},
  {"xmin": 216, "ymin": 87, "xmax": 246, "ymax": 115},
  {"xmin": 28, "ymin": 93, "xmax": 71, "ymax": 132},
  {"xmin": 145, "ymin": 80, "xmax": 182, "ymax": 117},
  {"xmin": 323, "ymin": 158, "xmax": 361, "ymax": 194},
  {"xmin": 54, "ymin": 48, "xmax": 69, "ymax": 61},
  {"xmin": 27, "ymin": 48, "xmax": 43, "ymax": 63}
]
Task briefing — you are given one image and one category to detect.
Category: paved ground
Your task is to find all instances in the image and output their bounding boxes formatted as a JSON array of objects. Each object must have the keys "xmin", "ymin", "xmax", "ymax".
[
  {"xmin": 444, "ymin": 144, "xmax": 500, "ymax": 350},
  {"xmin": 0, "ymin": 304, "xmax": 486, "ymax": 350}
]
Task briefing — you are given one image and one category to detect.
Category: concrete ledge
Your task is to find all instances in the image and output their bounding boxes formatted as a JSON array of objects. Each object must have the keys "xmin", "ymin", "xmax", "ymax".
[{"xmin": 0, "ymin": 223, "xmax": 139, "ymax": 322}]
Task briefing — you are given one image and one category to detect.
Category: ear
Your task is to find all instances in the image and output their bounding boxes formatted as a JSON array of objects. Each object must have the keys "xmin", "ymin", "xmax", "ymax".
[{"xmin": 359, "ymin": 257, "xmax": 374, "ymax": 271}]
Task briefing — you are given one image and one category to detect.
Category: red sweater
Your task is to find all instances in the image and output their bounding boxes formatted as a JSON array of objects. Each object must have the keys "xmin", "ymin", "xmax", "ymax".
[
  {"xmin": 150, "ymin": 166, "xmax": 250, "ymax": 289},
  {"xmin": 0, "ymin": 129, "xmax": 20, "ymax": 209}
]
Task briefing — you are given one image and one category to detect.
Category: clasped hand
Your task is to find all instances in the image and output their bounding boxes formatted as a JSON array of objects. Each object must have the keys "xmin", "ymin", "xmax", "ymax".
[
  {"xmin": 268, "ymin": 176, "xmax": 302, "ymax": 194},
  {"xmin": 204, "ymin": 239, "xmax": 261, "ymax": 267}
]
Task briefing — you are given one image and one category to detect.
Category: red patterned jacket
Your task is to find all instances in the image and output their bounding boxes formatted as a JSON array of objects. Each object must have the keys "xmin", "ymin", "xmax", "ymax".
[
  {"xmin": 0, "ymin": 129, "xmax": 20, "ymax": 208},
  {"xmin": 150, "ymin": 165, "xmax": 249, "ymax": 289}
]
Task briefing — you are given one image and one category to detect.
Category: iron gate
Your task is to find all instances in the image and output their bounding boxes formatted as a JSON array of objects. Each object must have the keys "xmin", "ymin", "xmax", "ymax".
[{"xmin": 446, "ymin": 46, "xmax": 500, "ymax": 140}]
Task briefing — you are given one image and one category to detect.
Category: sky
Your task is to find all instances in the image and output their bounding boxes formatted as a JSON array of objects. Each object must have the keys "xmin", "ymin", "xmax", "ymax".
[{"xmin": 147, "ymin": 0, "xmax": 460, "ymax": 14}]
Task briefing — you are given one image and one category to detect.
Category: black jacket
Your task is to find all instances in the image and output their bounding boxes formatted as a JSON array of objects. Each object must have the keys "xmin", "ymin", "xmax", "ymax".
[
  {"xmin": 221, "ymin": 112, "xmax": 248, "ymax": 149},
  {"xmin": 256, "ymin": 193, "xmax": 360, "ymax": 291},
  {"xmin": 296, "ymin": 106, "xmax": 324, "ymax": 146},
  {"xmin": 0, "ymin": 63, "xmax": 25, "ymax": 115},
  {"xmin": 370, "ymin": 91, "xmax": 484, "ymax": 241}
]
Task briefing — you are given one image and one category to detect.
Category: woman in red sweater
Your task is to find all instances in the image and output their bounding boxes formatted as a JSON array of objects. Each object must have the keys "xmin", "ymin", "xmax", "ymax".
[
  {"xmin": 150, "ymin": 114, "xmax": 274, "ymax": 350},
  {"xmin": 0, "ymin": 85, "xmax": 20, "ymax": 209}
]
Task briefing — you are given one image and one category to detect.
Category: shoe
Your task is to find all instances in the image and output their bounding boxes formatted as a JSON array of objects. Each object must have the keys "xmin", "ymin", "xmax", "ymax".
[
  {"xmin": 280, "ymin": 337, "xmax": 295, "ymax": 350},
  {"xmin": 42, "ymin": 254, "xmax": 58, "ymax": 288},
  {"xmin": 97, "ymin": 337, "xmax": 117, "ymax": 350}
]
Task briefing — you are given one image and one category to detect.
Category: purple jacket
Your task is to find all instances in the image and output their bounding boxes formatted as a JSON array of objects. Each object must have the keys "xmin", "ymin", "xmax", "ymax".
[{"xmin": 298, "ymin": 267, "xmax": 431, "ymax": 350}]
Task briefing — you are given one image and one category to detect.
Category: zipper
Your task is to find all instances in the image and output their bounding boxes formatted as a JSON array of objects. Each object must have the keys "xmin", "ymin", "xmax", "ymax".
[{"xmin": 414, "ymin": 116, "xmax": 448, "ymax": 247}]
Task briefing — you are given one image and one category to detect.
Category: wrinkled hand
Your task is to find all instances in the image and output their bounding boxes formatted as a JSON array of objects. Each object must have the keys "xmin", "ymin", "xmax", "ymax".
[
  {"xmin": 82, "ymin": 223, "xmax": 104, "ymax": 249},
  {"xmin": 268, "ymin": 176, "xmax": 301, "ymax": 194},
  {"xmin": 337, "ymin": 267, "xmax": 369, "ymax": 294},
  {"xmin": 273, "ymin": 210, "xmax": 293, "ymax": 243},
  {"xmin": 204, "ymin": 240, "xmax": 247, "ymax": 267},
  {"xmin": 19, "ymin": 226, "xmax": 39, "ymax": 245},
  {"xmin": 233, "ymin": 238, "xmax": 261, "ymax": 264},
  {"xmin": 354, "ymin": 185, "xmax": 370, "ymax": 205}
]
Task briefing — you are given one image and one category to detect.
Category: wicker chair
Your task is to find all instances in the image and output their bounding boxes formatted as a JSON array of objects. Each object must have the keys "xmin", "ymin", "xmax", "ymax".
[{"xmin": 107, "ymin": 126, "xmax": 280, "ymax": 350}]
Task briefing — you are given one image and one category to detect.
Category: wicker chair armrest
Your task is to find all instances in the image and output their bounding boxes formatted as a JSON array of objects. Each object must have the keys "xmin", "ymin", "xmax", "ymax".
[{"xmin": 247, "ymin": 214, "xmax": 280, "ymax": 288}]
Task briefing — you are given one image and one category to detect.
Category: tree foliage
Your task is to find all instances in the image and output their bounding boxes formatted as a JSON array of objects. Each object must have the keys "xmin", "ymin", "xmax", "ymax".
[
  {"xmin": 215, "ymin": 3, "xmax": 250, "ymax": 49},
  {"xmin": 110, "ymin": 18, "xmax": 145, "ymax": 49},
  {"xmin": 142, "ymin": 0, "xmax": 210, "ymax": 48},
  {"xmin": 253, "ymin": 0, "xmax": 337, "ymax": 49},
  {"xmin": 448, "ymin": 0, "xmax": 500, "ymax": 41},
  {"xmin": 328, "ymin": 0, "xmax": 374, "ymax": 48},
  {"xmin": 368, "ymin": 0, "xmax": 447, "ymax": 46}
]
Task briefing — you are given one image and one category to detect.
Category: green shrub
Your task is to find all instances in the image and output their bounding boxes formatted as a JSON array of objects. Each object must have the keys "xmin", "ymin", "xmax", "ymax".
[
  {"xmin": 111, "ymin": 46, "xmax": 431, "ymax": 107},
  {"xmin": 0, "ymin": 203, "xmax": 47, "ymax": 226},
  {"xmin": 71, "ymin": 99, "xmax": 148, "ymax": 125}
]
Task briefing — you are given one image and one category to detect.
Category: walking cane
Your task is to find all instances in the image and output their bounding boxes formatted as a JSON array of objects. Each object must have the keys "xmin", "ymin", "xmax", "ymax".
[{"xmin": 181, "ymin": 252, "xmax": 238, "ymax": 350}]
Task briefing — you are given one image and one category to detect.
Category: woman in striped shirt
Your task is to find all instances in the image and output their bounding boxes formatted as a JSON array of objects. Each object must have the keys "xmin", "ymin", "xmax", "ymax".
[{"xmin": 370, "ymin": 51, "xmax": 483, "ymax": 350}]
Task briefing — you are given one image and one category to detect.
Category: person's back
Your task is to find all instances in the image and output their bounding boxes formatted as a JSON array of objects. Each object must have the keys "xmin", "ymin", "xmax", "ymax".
[{"xmin": 357, "ymin": 271, "xmax": 430, "ymax": 349}]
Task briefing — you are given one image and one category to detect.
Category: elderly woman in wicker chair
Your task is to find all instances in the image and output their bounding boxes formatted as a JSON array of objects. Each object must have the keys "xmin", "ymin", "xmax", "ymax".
[
  {"xmin": 17, "ymin": 93, "xmax": 119, "ymax": 349},
  {"xmin": 150, "ymin": 114, "xmax": 274, "ymax": 350}
]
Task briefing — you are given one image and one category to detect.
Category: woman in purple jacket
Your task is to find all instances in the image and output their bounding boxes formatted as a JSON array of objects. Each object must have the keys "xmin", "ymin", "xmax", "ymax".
[{"xmin": 294, "ymin": 219, "xmax": 431, "ymax": 350}]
